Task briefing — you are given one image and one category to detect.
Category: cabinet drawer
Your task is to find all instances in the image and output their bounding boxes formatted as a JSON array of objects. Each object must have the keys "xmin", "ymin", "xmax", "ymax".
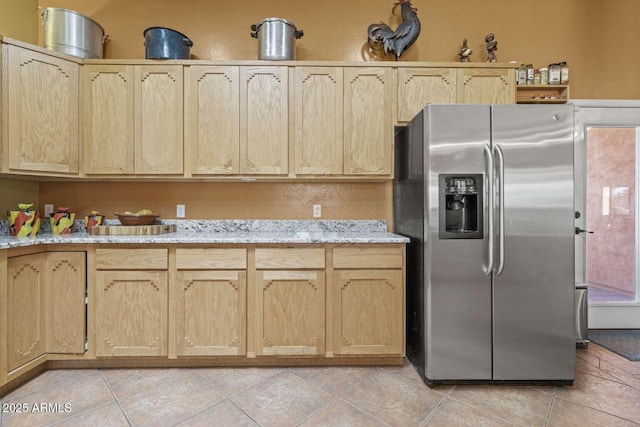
[
  {"xmin": 176, "ymin": 248, "xmax": 247, "ymax": 269},
  {"xmin": 96, "ymin": 249, "xmax": 168, "ymax": 270},
  {"xmin": 255, "ymin": 248, "xmax": 325, "ymax": 269},
  {"xmin": 333, "ymin": 247, "xmax": 403, "ymax": 269}
]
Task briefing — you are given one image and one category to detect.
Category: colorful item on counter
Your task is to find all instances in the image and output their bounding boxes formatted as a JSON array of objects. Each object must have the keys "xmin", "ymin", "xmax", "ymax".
[
  {"xmin": 50, "ymin": 207, "xmax": 76, "ymax": 235},
  {"xmin": 8, "ymin": 203, "xmax": 41, "ymax": 237},
  {"xmin": 84, "ymin": 210, "xmax": 104, "ymax": 230}
]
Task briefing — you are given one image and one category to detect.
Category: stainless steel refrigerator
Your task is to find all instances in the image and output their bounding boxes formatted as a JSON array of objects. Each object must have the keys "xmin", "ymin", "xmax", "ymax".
[{"xmin": 394, "ymin": 104, "xmax": 575, "ymax": 386}]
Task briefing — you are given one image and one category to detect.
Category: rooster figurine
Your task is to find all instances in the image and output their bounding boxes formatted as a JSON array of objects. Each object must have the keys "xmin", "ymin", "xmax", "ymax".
[{"xmin": 367, "ymin": 0, "xmax": 421, "ymax": 61}]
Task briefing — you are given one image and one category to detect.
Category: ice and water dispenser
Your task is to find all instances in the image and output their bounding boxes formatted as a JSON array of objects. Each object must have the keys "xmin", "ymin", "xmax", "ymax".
[{"xmin": 438, "ymin": 174, "xmax": 483, "ymax": 239}]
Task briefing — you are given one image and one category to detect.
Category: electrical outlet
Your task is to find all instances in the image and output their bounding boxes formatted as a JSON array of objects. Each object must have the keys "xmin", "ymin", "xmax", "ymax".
[
  {"xmin": 313, "ymin": 204, "xmax": 322, "ymax": 218},
  {"xmin": 176, "ymin": 204, "xmax": 186, "ymax": 218},
  {"xmin": 44, "ymin": 204, "xmax": 54, "ymax": 217}
]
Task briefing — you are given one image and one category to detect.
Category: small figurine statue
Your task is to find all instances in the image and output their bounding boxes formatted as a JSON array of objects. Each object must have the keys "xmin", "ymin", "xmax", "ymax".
[
  {"xmin": 485, "ymin": 33, "xmax": 497, "ymax": 63},
  {"xmin": 458, "ymin": 38, "xmax": 472, "ymax": 62}
]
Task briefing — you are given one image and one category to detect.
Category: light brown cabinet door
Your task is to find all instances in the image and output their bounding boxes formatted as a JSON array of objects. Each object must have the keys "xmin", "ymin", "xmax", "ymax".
[
  {"xmin": 4, "ymin": 45, "xmax": 79, "ymax": 174},
  {"xmin": 255, "ymin": 270, "xmax": 325, "ymax": 356},
  {"xmin": 135, "ymin": 65, "xmax": 184, "ymax": 174},
  {"xmin": 7, "ymin": 254, "xmax": 45, "ymax": 371},
  {"xmin": 456, "ymin": 68, "xmax": 516, "ymax": 104},
  {"xmin": 175, "ymin": 270, "xmax": 246, "ymax": 356},
  {"xmin": 397, "ymin": 67, "xmax": 457, "ymax": 122},
  {"xmin": 332, "ymin": 269, "xmax": 403, "ymax": 355},
  {"xmin": 240, "ymin": 66, "xmax": 288, "ymax": 175},
  {"xmin": 45, "ymin": 252, "xmax": 86, "ymax": 354},
  {"xmin": 294, "ymin": 67, "xmax": 344, "ymax": 175},
  {"xmin": 185, "ymin": 66, "xmax": 240, "ymax": 175},
  {"xmin": 95, "ymin": 270, "xmax": 168, "ymax": 357},
  {"xmin": 83, "ymin": 64, "xmax": 135, "ymax": 174},
  {"xmin": 343, "ymin": 67, "xmax": 394, "ymax": 176}
]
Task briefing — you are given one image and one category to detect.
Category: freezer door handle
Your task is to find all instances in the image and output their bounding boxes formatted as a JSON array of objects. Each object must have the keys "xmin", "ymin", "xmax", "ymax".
[
  {"xmin": 494, "ymin": 144, "xmax": 506, "ymax": 276},
  {"xmin": 483, "ymin": 144, "xmax": 494, "ymax": 276}
]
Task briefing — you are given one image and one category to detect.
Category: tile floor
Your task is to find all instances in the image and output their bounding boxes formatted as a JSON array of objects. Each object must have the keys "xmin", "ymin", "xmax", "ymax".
[{"xmin": 1, "ymin": 343, "xmax": 640, "ymax": 426}]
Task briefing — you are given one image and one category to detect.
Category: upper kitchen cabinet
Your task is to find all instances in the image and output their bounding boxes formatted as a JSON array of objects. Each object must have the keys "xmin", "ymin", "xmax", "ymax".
[
  {"xmin": 343, "ymin": 67, "xmax": 395, "ymax": 176},
  {"xmin": 456, "ymin": 67, "xmax": 516, "ymax": 104},
  {"xmin": 82, "ymin": 64, "xmax": 184, "ymax": 176},
  {"xmin": 185, "ymin": 66, "xmax": 240, "ymax": 176},
  {"xmin": 240, "ymin": 66, "xmax": 288, "ymax": 175},
  {"xmin": 293, "ymin": 66, "xmax": 344, "ymax": 176},
  {"xmin": 397, "ymin": 67, "xmax": 457, "ymax": 123},
  {"xmin": 2, "ymin": 43, "xmax": 80, "ymax": 175}
]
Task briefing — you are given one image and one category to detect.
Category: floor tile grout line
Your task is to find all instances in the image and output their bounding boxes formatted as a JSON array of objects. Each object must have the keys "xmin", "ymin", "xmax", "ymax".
[
  {"xmin": 293, "ymin": 396, "xmax": 339, "ymax": 427},
  {"xmin": 418, "ymin": 385, "xmax": 455, "ymax": 427},
  {"xmin": 444, "ymin": 391, "xmax": 537, "ymax": 426},
  {"xmin": 99, "ymin": 370, "xmax": 134, "ymax": 427},
  {"xmin": 552, "ymin": 394, "xmax": 640, "ymax": 426}
]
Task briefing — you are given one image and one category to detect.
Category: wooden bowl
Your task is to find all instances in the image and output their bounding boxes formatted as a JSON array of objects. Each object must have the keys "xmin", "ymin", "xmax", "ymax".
[{"xmin": 115, "ymin": 212, "xmax": 160, "ymax": 226}]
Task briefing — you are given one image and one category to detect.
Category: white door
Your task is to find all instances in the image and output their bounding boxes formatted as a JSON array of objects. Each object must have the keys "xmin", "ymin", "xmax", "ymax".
[{"xmin": 574, "ymin": 100, "xmax": 640, "ymax": 328}]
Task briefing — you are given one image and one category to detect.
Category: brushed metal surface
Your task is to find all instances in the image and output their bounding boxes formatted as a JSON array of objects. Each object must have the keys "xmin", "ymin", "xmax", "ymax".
[
  {"xmin": 42, "ymin": 8, "xmax": 105, "ymax": 59},
  {"xmin": 491, "ymin": 104, "xmax": 575, "ymax": 380}
]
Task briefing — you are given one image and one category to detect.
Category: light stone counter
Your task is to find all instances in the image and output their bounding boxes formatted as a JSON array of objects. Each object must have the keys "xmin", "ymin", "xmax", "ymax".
[{"xmin": 0, "ymin": 220, "xmax": 409, "ymax": 249}]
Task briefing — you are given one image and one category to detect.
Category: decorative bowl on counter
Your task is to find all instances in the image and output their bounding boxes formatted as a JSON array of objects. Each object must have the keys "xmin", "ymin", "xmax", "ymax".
[{"xmin": 115, "ymin": 212, "xmax": 160, "ymax": 226}]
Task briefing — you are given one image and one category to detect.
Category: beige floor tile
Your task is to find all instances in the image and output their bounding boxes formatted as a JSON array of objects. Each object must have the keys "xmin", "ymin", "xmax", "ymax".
[
  {"xmin": 299, "ymin": 398, "xmax": 389, "ymax": 427},
  {"xmin": 337, "ymin": 369, "xmax": 446, "ymax": 426},
  {"xmin": 449, "ymin": 385, "xmax": 553, "ymax": 427},
  {"xmin": 197, "ymin": 366, "xmax": 285, "ymax": 396},
  {"xmin": 2, "ymin": 369, "xmax": 99, "ymax": 400},
  {"xmin": 100, "ymin": 368, "xmax": 193, "ymax": 399},
  {"xmin": 292, "ymin": 366, "xmax": 375, "ymax": 395},
  {"xmin": 1, "ymin": 372, "xmax": 114, "ymax": 427},
  {"xmin": 175, "ymin": 400, "xmax": 258, "ymax": 427},
  {"xmin": 231, "ymin": 371, "xmax": 334, "ymax": 427},
  {"xmin": 586, "ymin": 344, "xmax": 640, "ymax": 376},
  {"xmin": 554, "ymin": 371, "xmax": 640, "ymax": 423},
  {"xmin": 49, "ymin": 401, "xmax": 130, "ymax": 427},
  {"xmin": 575, "ymin": 356, "xmax": 619, "ymax": 382},
  {"xmin": 424, "ymin": 397, "xmax": 513, "ymax": 427},
  {"xmin": 547, "ymin": 397, "xmax": 638, "ymax": 427},
  {"xmin": 118, "ymin": 370, "xmax": 225, "ymax": 426}
]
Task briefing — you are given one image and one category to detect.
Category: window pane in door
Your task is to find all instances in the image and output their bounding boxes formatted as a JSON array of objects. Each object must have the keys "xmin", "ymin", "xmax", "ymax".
[{"xmin": 586, "ymin": 127, "xmax": 637, "ymax": 303}]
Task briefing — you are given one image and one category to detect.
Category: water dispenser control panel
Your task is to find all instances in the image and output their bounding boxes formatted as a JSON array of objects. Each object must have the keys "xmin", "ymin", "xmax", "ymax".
[{"xmin": 439, "ymin": 174, "xmax": 483, "ymax": 239}]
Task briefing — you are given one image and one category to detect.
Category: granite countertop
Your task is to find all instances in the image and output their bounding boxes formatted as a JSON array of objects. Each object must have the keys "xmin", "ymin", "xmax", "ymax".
[{"xmin": 0, "ymin": 220, "xmax": 409, "ymax": 249}]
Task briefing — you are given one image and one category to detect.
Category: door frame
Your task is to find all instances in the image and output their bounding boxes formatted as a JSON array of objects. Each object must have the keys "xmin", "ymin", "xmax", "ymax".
[{"xmin": 573, "ymin": 99, "xmax": 640, "ymax": 328}]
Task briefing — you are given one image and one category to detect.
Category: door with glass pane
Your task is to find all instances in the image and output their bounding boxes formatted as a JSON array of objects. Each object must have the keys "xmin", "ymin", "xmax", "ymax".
[{"xmin": 575, "ymin": 102, "xmax": 640, "ymax": 328}]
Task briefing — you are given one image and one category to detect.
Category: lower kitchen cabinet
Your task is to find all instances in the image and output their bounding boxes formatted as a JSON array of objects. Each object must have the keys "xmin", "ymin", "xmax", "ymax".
[
  {"xmin": 174, "ymin": 248, "xmax": 247, "ymax": 356},
  {"xmin": 254, "ymin": 248, "xmax": 326, "ymax": 356},
  {"xmin": 331, "ymin": 247, "xmax": 405, "ymax": 355},
  {"xmin": 94, "ymin": 249, "xmax": 168, "ymax": 357},
  {"xmin": 7, "ymin": 254, "xmax": 45, "ymax": 371},
  {"xmin": 45, "ymin": 252, "xmax": 86, "ymax": 354}
]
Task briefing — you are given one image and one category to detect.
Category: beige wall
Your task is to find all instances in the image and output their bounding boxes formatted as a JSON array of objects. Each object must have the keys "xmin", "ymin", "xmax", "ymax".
[
  {"xmin": 0, "ymin": 178, "xmax": 39, "ymax": 215},
  {"xmin": 39, "ymin": 181, "xmax": 392, "ymax": 222},
  {"xmin": 38, "ymin": 0, "xmax": 640, "ymax": 99},
  {"xmin": 0, "ymin": 0, "xmax": 38, "ymax": 43}
]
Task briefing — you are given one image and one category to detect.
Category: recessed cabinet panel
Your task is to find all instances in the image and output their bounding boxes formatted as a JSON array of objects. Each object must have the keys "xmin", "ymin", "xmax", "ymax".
[
  {"xmin": 45, "ymin": 252, "xmax": 86, "ymax": 354},
  {"xmin": 333, "ymin": 269, "xmax": 403, "ymax": 355},
  {"xmin": 176, "ymin": 270, "xmax": 246, "ymax": 356},
  {"xmin": 96, "ymin": 270, "xmax": 168, "ymax": 357},
  {"xmin": 344, "ymin": 67, "xmax": 394, "ymax": 176},
  {"xmin": 457, "ymin": 68, "xmax": 516, "ymax": 104},
  {"xmin": 135, "ymin": 65, "xmax": 184, "ymax": 174},
  {"xmin": 256, "ymin": 270, "xmax": 325, "ymax": 356},
  {"xmin": 240, "ymin": 66, "xmax": 288, "ymax": 175},
  {"xmin": 5, "ymin": 45, "xmax": 79, "ymax": 174},
  {"xmin": 294, "ymin": 67, "xmax": 344, "ymax": 175},
  {"xmin": 397, "ymin": 68, "xmax": 456, "ymax": 122},
  {"xmin": 83, "ymin": 64, "xmax": 135, "ymax": 174},
  {"xmin": 7, "ymin": 254, "xmax": 45, "ymax": 370},
  {"xmin": 186, "ymin": 66, "xmax": 240, "ymax": 175}
]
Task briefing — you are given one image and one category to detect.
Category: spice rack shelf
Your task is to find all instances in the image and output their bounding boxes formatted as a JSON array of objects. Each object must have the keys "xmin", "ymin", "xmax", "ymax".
[{"xmin": 516, "ymin": 85, "xmax": 569, "ymax": 104}]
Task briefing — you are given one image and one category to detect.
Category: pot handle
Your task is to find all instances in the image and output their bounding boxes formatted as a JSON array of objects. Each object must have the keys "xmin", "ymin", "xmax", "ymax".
[
  {"xmin": 184, "ymin": 38, "xmax": 193, "ymax": 47},
  {"xmin": 250, "ymin": 24, "xmax": 259, "ymax": 38},
  {"xmin": 295, "ymin": 30, "xmax": 304, "ymax": 39},
  {"xmin": 40, "ymin": 7, "xmax": 48, "ymax": 24}
]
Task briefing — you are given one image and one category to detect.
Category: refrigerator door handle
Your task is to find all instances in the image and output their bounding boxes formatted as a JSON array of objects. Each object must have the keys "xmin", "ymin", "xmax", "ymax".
[
  {"xmin": 483, "ymin": 144, "xmax": 494, "ymax": 276},
  {"xmin": 494, "ymin": 144, "xmax": 506, "ymax": 276}
]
